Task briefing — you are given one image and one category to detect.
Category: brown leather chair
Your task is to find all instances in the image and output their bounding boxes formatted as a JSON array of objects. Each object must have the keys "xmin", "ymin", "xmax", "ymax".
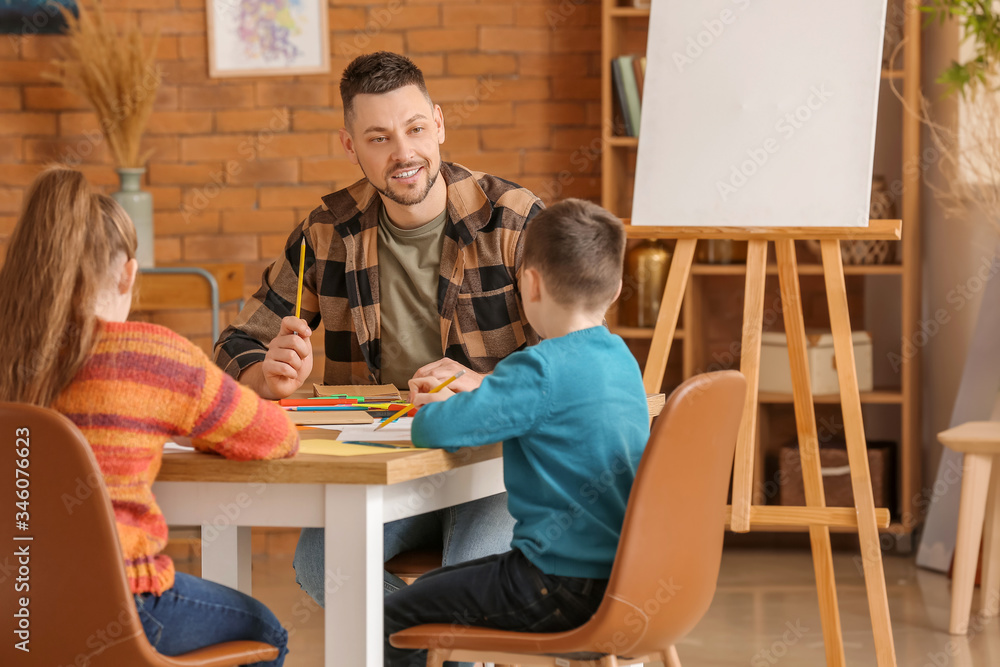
[
  {"xmin": 0, "ymin": 402, "xmax": 279, "ymax": 666},
  {"xmin": 390, "ymin": 371, "xmax": 746, "ymax": 667}
]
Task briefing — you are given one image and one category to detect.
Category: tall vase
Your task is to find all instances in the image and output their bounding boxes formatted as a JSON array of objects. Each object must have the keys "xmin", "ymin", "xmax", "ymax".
[
  {"xmin": 111, "ymin": 167, "xmax": 154, "ymax": 268},
  {"xmin": 619, "ymin": 239, "xmax": 672, "ymax": 328}
]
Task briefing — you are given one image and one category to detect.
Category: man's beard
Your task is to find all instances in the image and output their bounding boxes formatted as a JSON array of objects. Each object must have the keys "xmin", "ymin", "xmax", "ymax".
[{"xmin": 367, "ymin": 160, "xmax": 441, "ymax": 206}]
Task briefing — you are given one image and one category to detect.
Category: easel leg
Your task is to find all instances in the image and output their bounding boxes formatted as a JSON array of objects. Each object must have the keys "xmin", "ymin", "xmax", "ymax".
[
  {"xmin": 642, "ymin": 238, "xmax": 696, "ymax": 394},
  {"xmin": 753, "ymin": 405, "xmax": 768, "ymax": 506},
  {"xmin": 682, "ymin": 274, "xmax": 701, "ymax": 379},
  {"xmin": 731, "ymin": 239, "xmax": 768, "ymax": 532},
  {"xmin": 821, "ymin": 240, "xmax": 898, "ymax": 667},
  {"xmin": 776, "ymin": 240, "xmax": 846, "ymax": 667}
]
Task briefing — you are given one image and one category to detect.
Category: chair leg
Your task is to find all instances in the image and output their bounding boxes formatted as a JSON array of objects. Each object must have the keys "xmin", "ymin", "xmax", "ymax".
[
  {"xmin": 427, "ymin": 649, "xmax": 449, "ymax": 667},
  {"xmin": 951, "ymin": 453, "xmax": 993, "ymax": 634},
  {"xmin": 980, "ymin": 457, "xmax": 1000, "ymax": 618},
  {"xmin": 664, "ymin": 645, "xmax": 681, "ymax": 667}
]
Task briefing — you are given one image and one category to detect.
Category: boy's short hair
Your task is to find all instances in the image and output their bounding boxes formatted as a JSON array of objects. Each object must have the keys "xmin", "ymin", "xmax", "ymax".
[
  {"xmin": 523, "ymin": 199, "xmax": 626, "ymax": 311},
  {"xmin": 340, "ymin": 52, "xmax": 431, "ymax": 127}
]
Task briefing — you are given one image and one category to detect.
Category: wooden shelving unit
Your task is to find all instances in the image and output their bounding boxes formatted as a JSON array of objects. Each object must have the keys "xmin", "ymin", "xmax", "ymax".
[
  {"xmin": 608, "ymin": 326, "xmax": 685, "ymax": 340},
  {"xmin": 687, "ymin": 263, "xmax": 906, "ymax": 276},
  {"xmin": 758, "ymin": 389, "xmax": 905, "ymax": 405},
  {"xmin": 602, "ymin": 0, "xmax": 922, "ymax": 542}
]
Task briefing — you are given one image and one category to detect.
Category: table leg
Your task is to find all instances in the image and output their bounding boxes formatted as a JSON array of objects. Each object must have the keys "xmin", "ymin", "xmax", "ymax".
[
  {"xmin": 324, "ymin": 484, "xmax": 384, "ymax": 667},
  {"xmin": 201, "ymin": 523, "xmax": 252, "ymax": 595}
]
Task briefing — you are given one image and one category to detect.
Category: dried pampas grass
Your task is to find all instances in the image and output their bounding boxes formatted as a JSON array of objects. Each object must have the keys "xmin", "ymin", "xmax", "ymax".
[
  {"xmin": 919, "ymin": 87, "xmax": 1000, "ymax": 238},
  {"xmin": 889, "ymin": 40, "xmax": 1000, "ymax": 238},
  {"xmin": 46, "ymin": 2, "xmax": 161, "ymax": 168}
]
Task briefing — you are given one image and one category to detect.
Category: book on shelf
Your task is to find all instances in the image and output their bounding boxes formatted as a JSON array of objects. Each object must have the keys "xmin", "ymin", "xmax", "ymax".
[
  {"xmin": 632, "ymin": 55, "xmax": 645, "ymax": 102},
  {"xmin": 611, "ymin": 57, "xmax": 633, "ymax": 137},
  {"xmin": 617, "ymin": 55, "xmax": 642, "ymax": 137}
]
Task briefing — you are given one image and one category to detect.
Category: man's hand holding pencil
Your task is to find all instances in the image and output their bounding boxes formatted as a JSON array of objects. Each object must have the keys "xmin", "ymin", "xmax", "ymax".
[
  {"xmin": 245, "ymin": 237, "xmax": 314, "ymax": 400},
  {"xmin": 268, "ymin": 238, "xmax": 314, "ymax": 396},
  {"xmin": 259, "ymin": 316, "xmax": 314, "ymax": 398}
]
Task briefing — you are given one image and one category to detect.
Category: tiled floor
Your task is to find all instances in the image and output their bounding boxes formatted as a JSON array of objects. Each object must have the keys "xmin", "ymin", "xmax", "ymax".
[{"xmin": 178, "ymin": 549, "xmax": 1000, "ymax": 665}]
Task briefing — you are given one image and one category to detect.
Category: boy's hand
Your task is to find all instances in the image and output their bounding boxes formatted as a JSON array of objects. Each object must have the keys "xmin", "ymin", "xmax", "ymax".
[
  {"xmin": 245, "ymin": 317, "xmax": 313, "ymax": 400},
  {"xmin": 411, "ymin": 358, "xmax": 483, "ymax": 392},
  {"xmin": 408, "ymin": 376, "xmax": 456, "ymax": 408}
]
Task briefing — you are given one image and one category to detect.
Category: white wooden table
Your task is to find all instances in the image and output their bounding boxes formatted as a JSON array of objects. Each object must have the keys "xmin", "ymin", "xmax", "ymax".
[{"xmin": 154, "ymin": 443, "xmax": 505, "ymax": 666}]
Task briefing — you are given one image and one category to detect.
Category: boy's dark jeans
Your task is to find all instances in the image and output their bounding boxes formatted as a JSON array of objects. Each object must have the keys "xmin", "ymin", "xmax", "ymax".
[{"xmin": 384, "ymin": 548, "xmax": 608, "ymax": 667}]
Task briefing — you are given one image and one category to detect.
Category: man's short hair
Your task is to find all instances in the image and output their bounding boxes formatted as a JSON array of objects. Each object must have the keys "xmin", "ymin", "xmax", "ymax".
[
  {"xmin": 340, "ymin": 51, "xmax": 431, "ymax": 127},
  {"xmin": 523, "ymin": 199, "xmax": 626, "ymax": 311}
]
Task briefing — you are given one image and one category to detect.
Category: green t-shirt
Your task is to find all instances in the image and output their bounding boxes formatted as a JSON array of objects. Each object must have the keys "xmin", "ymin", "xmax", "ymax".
[{"xmin": 377, "ymin": 204, "xmax": 449, "ymax": 389}]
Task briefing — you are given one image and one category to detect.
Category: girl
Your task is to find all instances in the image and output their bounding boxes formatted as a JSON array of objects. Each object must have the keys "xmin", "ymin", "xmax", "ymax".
[{"xmin": 0, "ymin": 166, "xmax": 299, "ymax": 665}]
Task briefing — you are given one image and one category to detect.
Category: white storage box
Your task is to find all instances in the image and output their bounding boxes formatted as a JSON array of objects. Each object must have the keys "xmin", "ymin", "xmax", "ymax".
[{"xmin": 759, "ymin": 330, "xmax": 873, "ymax": 395}]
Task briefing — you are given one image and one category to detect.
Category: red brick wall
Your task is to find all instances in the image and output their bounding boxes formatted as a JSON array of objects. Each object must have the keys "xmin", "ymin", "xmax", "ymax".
[{"xmin": 0, "ymin": 0, "xmax": 605, "ymax": 312}]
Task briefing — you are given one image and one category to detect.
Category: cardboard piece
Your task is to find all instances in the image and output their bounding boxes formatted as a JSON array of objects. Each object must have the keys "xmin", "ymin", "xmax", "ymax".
[{"xmin": 313, "ymin": 383, "xmax": 401, "ymax": 400}]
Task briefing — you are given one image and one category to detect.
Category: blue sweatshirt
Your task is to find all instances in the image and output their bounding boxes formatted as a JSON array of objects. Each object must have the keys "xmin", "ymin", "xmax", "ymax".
[{"xmin": 411, "ymin": 326, "xmax": 649, "ymax": 579}]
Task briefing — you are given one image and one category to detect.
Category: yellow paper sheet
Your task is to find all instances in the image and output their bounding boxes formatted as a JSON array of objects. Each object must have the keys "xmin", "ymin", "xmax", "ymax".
[{"xmin": 298, "ymin": 438, "xmax": 417, "ymax": 457}]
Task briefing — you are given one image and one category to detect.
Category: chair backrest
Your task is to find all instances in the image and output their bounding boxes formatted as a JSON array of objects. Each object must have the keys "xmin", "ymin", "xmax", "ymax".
[
  {"xmin": 0, "ymin": 401, "xmax": 170, "ymax": 666},
  {"xmin": 572, "ymin": 371, "xmax": 746, "ymax": 657}
]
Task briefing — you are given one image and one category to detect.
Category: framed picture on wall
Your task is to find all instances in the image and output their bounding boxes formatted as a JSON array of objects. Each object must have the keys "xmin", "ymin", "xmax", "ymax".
[
  {"xmin": 0, "ymin": 0, "xmax": 76, "ymax": 34},
  {"xmin": 207, "ymin": 0, "xmax": 330, "ymax": 78}
]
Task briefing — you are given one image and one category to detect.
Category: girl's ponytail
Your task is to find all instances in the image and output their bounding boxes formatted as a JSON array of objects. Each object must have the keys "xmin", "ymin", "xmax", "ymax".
[{"xmin": 0, "ymin": 166, "xmax": 135, "ymax": 406}]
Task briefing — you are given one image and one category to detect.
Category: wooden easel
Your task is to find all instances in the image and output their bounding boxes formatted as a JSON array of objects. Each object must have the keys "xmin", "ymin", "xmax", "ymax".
[{"xmin": 636, "ymin": 220, "xmax": 901, "ymax": 667}]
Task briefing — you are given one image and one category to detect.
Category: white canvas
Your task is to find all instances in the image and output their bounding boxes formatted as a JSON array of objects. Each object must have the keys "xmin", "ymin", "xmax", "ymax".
[{"xmin": 632, "ymin": 0, "xmax": 886, "ymax": 227}]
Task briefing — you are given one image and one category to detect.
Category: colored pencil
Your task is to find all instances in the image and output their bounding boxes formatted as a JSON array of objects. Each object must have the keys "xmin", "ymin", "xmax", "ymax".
[
  {"xmin": 295, "ymin": 238, "xmax": 306, "ymax": 319},
  {"xmin": 343, "ymin": 441, "xmax": 412, "ymax": 449},
  {"xmin": 283, "ymin": 406, "xmax": 367, "ymax": 412},
  {"xmin": 279, "ymin": 398, "xmax": 359, "ymax": 407},
  {"xmin": 374, "ymin": 370, "xmax": 465, "ymax": 430}
]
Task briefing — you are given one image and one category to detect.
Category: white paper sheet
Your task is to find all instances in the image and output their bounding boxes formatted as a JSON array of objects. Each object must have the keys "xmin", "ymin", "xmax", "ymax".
[{"xmin": 318, "ymin": 417, "xmax": 414, "ymax": 443}]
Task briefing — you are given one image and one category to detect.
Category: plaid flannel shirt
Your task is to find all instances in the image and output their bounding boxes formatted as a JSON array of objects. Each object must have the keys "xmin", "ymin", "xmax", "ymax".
[{"xmin": 215, "ymin": 162, "xmax": 544, "ymax": 385}]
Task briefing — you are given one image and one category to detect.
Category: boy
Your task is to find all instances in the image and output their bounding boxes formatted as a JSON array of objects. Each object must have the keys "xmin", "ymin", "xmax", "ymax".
[{"xmin": 384, "ymin": 198, "xmax": 650, "ymax": 666}]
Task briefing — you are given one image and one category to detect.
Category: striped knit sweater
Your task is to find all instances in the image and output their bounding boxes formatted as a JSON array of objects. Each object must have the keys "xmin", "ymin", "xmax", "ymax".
[{"xmin": 51, "ymin": 321, "xmax": 299, "ymax": 596}]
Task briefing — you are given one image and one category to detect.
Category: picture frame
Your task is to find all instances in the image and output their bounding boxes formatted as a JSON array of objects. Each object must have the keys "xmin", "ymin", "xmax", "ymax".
[
  {"xmin": 206, "ymin": 0, "xmax": 330, "ymax": 78},
  {"xmin": 0, "ymin": 0, "xmax": 77, "ymax": 35}
]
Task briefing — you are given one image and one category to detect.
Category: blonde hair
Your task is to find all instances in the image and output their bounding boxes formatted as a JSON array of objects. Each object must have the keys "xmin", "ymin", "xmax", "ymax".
[{"xmin": 0, "ymin": 166, "xmax": 137, "ymax": 406}]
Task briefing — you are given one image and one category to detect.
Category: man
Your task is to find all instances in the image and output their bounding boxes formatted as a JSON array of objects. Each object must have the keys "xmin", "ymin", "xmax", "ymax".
[{"xmin": 214, "ymin": 52, "xmax": 543, "ymax": 606}]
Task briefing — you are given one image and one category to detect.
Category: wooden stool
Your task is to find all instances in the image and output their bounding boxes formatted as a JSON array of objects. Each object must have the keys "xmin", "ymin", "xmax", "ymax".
[{"xmin": 938, "ymin": 421, "xmax": 1000, "ymax": 634}]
